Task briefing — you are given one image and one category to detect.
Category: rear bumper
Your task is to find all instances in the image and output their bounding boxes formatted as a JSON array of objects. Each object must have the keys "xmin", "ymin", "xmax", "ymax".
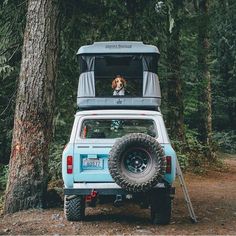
[{"xmin": 64, "ymin": 182, "xmax": 175, "ymax": 196}]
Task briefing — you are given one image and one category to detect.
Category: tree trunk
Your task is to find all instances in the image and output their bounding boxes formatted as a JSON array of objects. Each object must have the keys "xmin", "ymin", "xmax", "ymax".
[
  {"xmin": 166, "ymin": 1, "xmax": 185, "ymax": 142},
  {"xmin": 4, "ymin": 0, "xmax": 59, "ymax": 213},
  {"xmin": 197, "ymin": 0, "xmax": 215, "ymax": 159}
]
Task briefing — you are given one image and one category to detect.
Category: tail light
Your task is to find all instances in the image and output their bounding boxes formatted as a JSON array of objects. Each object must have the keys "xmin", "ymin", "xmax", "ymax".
[
  {"xmin": 67, "ymin": 155, "xmax": 73, "ymax": 174},
  {"xmin": 166, "ymin": 156, "xmax": 172, "ymax": 174}
]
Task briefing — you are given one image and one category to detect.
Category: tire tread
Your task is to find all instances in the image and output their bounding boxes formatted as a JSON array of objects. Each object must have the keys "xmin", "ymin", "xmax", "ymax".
[
  {"xmin": 108, "ymin": 133, "xmax": 166, "ymax": 193},
  {"xmin": 64, "ymin": 196, "xmax": 85, "ymax": 221}
]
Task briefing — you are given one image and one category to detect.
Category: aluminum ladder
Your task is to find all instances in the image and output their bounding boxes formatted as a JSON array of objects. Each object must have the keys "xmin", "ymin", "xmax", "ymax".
[{"xmin": 176, "ymin": 157, "xmax": 197, "ymax": 223}]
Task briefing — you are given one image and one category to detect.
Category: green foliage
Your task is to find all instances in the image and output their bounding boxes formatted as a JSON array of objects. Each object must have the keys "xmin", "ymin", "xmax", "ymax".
[
  {"xmin": 176, "ymin": 153, "xmax": 189, "ymax": 170},
  {"xmin": 0, "ymin": 0, "xmax": 26, "ymax": 164},
  {"xmin": 184, "ymin": 130, "xmax": 209, "ymax": 171},
  {"xmin": 172, "ymin": 127, "xmax": 212, "ymax": 172},
  {"xmin": 48, "ymin": 143, "xmax": 64, "ymax": 181},
  {"xmin": 0, "ymin": 56, "xmax": 14, "ymax": 76},
  {"xmin": 213, "ymin": 131, "xmax": 236, "ymax": 154},
  {"xmin": 0, "ymin": 165, "xmax": 8, "ymax": 210},
  {"xmin": 0, "ymin": 165, "xmax": 8, "ymax": 191},
  {"xmin": 211, "ymin": 1, "xmax": 236, "ymax": 133}
]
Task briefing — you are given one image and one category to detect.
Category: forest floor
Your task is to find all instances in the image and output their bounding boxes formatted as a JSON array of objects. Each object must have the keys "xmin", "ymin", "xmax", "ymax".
[{"xmin": 0, "ymin": 154, "xmax": 236, "ymax": 235}]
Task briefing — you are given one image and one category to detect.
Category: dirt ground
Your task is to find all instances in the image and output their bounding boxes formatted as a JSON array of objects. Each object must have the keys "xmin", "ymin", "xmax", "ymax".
[{"xmin": 0, "ymin": 155, "xmax": 236, "ymax": 235}]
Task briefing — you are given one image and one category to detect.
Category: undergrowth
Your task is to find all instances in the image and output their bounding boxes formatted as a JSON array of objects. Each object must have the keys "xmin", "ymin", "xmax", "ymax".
[
  {"xmin": 213, "ymin": 131, "xmax": 236, "ymax": 154},
  {"xmin": 0, "ymin": 165, "xmax": 8, "ymax": 211},
  {"xmin": 172, "ymin": 128, "xmax": 225, "ymax": 174},
  {"xmin": 48, "ymin": 142, "xmax": 65, "ymax": 181},
  {"xmin": 0, "ymin": 165, "xmax": 8, "ymax": 191}
]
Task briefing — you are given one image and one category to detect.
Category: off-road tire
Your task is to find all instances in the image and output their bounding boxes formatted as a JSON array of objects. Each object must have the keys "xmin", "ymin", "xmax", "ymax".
[
  {"xmin": 108, "ymin": 133, "xmax": 166, "ymax": 193},
  {"xmin": 64, "ymin": 195, "xmax": 85, "ymax": 221},
  {"xmin": 150, "ymin": 189, "xmax": 172, "ymax": 225}
]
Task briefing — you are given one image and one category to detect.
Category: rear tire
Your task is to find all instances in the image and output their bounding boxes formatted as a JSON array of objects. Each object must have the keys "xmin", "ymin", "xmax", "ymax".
[
  {"xmin": 150, "ymin": 189, "xmax": 172, "ymax": 225},
  {"xmin": 64, "ymin": 195, "xmax": 85, "ymax": 221}
]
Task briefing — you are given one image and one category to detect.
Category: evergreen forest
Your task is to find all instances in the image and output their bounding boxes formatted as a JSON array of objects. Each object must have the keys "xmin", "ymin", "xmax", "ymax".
[{"xmin": 0, "ymin": 0, "xmax": 236, "ymax": 211}]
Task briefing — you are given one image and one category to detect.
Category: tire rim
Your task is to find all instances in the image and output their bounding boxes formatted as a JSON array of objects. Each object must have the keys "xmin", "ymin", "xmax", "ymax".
[{"xmin": 123, "ymin": 148, "xmax": 151, "ymax": 174}]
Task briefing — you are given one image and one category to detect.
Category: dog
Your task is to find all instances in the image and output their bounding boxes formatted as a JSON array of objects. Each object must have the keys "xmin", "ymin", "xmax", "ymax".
[{"xmin": 112, "ymin": 75, "xmax": 126, "ymax": 96}]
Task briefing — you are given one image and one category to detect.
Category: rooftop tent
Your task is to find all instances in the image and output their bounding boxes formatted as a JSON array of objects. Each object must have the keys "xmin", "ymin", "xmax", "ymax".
[{"xmin": 76, "ymin": 42, "xmax": 161, "ymax": 110}]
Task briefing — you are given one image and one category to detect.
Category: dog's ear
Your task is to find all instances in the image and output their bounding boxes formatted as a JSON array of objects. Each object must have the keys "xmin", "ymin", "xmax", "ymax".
[
  {"xmin": 112, "ymin": 79, "xmax": 116, "ymax": 89},
  {"xmin": 122, "ymin": 78, "xmax": 127, "ymax": 87}
]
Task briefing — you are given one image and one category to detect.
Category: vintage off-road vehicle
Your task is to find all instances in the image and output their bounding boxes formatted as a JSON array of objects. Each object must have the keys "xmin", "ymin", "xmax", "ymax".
[{"xmin": 62, "ymin": 42, "xmax": 177, "ymax": 225}]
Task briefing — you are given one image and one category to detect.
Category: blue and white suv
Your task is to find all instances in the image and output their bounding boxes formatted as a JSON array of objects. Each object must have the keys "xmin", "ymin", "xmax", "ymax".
[{"xmin": 62, "ymin": 42, "xmax": 177, "ymax": 224}]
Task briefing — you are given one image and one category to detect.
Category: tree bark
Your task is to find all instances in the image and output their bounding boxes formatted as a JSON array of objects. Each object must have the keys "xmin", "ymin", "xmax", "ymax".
[
  {"xmin": 4, "ymin": 0, "xmax": 59, "ymax": 213},
  {"xmin": 197, "ymin": 0, "xmax": 215, "ymax": 159},
  {"xmin": 166, "ymin": 1, "xmax": 185, "ymax": 142}
]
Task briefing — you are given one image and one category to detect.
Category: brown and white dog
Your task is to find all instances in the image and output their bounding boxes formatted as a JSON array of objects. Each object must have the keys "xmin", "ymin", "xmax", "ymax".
[{"xmin": 112, "ymin": 75, "xmax": 126, "ymax": 96}]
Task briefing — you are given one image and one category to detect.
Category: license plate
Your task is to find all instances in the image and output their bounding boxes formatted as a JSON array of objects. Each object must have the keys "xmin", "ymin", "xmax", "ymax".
[{"xmin": 82, "ymin": 158, "xmax": 103, "ymax": 169}]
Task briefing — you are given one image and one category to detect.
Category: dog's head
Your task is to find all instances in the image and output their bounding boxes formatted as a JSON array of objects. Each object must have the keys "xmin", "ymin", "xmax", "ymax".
[{"xmin": 112, "ymin": 76, "xmax": 127, "ymax": 90}]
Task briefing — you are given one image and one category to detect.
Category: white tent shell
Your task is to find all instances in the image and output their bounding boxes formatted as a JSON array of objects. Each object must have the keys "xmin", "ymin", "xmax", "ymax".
[{"xmin": 77, "ymin": 41, "xmax": 160, "ymax": 55}]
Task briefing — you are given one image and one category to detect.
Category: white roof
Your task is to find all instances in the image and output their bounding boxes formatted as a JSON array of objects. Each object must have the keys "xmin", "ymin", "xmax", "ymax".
[
  {"xmin": 75, "ymin": 109, "xmax": 162, "ymax": 117},
  {"xmin": 77, "ymin": 41, "xmax": 160, "ymax": 55}
]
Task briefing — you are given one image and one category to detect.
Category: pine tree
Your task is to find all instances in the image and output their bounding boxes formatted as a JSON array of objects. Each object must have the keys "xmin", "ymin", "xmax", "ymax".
[
  {"xmin": 4, "ymin": 0, "xmax": 59, "ymax": 213},
  {"xmin": 196, "ymin": 0, "xmax": 215, "ymax": 159},
  {"xmin": 166, "ymin": 0, "xmax": 185, "ymax": 142}
]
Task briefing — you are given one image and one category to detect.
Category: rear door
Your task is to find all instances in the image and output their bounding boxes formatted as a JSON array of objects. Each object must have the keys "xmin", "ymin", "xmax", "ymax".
[{"xmin": 73, "ymin": 115, "xmax": 163, "ymax": 182}]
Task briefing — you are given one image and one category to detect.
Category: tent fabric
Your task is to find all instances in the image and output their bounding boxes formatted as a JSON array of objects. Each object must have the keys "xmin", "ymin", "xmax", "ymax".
[
  {"xmin": 77, "ymin": 71, "xmax": 161, "ymax": 98},
  {"xmin": 80, "ymin": 56, "xmax": 95, "ymax": 72},
  {"xmin": 143, "ymin": 72, "xmax": 161, "ymax": 98},
  {"xmin": 79, "ymin": 54, "xmax": 158, "ymax": 74},
  {"xmin": 77, "ymin": 72, "xmax": 95, "ymax": 97},
  {"xmin": 142, "ymin": 56, "xmax": 158, "ymax": 73}
]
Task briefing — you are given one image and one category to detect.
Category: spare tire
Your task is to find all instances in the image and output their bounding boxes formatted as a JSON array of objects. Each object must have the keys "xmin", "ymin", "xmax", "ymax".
[{"xmin": 108, "ymin": 133, "xmax": 166, "ymax": 193}]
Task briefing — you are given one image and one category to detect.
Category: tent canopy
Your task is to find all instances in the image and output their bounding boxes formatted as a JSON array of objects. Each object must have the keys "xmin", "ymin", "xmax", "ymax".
[
  {"xmin": 79, "ymin": 54, "xmax": 158, "ymax": 76},
  {"xmin": 76, "ymin": 42, "xmax": 161, "ymax": 110}
]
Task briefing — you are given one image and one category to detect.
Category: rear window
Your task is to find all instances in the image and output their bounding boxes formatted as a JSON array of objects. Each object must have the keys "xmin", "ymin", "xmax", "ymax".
[{"xmin": 80, "ymin": 119, "xmax": 157, "ymax": 139}]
